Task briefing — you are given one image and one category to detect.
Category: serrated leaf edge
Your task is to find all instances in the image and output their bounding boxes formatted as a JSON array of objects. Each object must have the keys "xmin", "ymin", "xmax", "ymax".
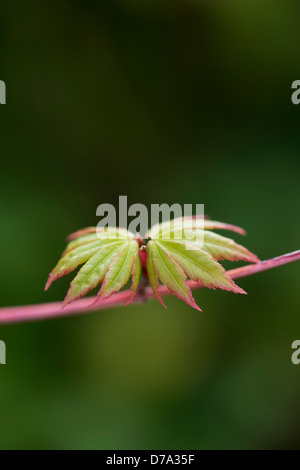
[{"xmin": 153, "ymin": 242, "xmax": 202, "ymax": 311}]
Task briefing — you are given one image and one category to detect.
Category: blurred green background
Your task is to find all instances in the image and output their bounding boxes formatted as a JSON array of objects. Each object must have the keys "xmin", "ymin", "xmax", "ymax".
[{"xmin": 0, "ymin": 0, "xmax": 300, "ymax": 450}]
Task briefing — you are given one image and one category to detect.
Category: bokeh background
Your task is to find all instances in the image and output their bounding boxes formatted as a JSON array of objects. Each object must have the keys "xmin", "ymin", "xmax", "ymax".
[{"xmin": 0, "ymin": 0, "xmax": 300, "ymax": 450}]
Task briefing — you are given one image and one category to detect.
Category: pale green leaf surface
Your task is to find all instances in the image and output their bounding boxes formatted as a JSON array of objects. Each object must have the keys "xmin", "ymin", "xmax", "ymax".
[
  {"xmin": 156, "ymin": 240, "xmax": 245, "ymax": 294},
  {"xmin": 194, "ymin": 230, "xmax": 258, "ymax": 263},
  {"xmin": 125, "ymin": 252, "xmax": 142, "ymax": 305},
  {"xmin": 150, "ymin": 241, "xmax": 201, "ymax": 310},
  {"xmin": 97, "ymin": 240, "xmax": 139, "ymax": 301},
  {"xmin": 156, "ymin": 228, "xmax": 258, "ymax": 263},
  {"xmin": 45, "ymin": 239, "xmax": 111, "ymax": 290},
  {"xmin": 146, "ymin": 242, "xmax": 166, "ymax": 307},
  {"xmin": 62, "ymin": 240, "xmax": 127, "ymax": 307}
]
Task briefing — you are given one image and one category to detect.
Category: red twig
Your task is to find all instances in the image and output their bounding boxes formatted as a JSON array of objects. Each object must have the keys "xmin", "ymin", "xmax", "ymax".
[{"xmin": 0, "ymin": 250, "xmax": 299, "ymax": 325}]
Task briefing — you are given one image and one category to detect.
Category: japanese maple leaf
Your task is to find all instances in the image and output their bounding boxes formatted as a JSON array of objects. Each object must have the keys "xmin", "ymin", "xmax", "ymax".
[{"xmin": 45, "ymin": 218, "xmax": 259, "ymax": 311}]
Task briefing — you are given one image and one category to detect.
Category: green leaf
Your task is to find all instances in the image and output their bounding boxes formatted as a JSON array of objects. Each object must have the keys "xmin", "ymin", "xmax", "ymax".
[
  {"xmin": 46, "ymin": 217, "xmax": 256, "ymax": 312},
  {"xmin": 156, "ymin": 240, "xmax": 246, "ymax": 294},
  {"xmin": 146, "ymin": 241, "xmax": 166, "ymax": 308},
  {"xmin": 96, "ymin": 240, "xmax": 139, "ymax": 302},
  {"xmin": 62, "ymin": 240, "xmax": 127, "ymax": 307},
  {"xmin": 156, "ymin": 228, "xmax": 258, "ymax": 263},
  {"xmin": 197, "ymin": 230, "xmax": 258, "ymax": 263},
  {"xmin": 149, "ymin": 241, "xmax": 201, "ymax": 310},
  {"xmin": 45, "ymin": 238, "xmax": 118, "ymax": 290},
  {"xmin": 125, "ymin": 251, "xmax": 142, "ymax": 305}
]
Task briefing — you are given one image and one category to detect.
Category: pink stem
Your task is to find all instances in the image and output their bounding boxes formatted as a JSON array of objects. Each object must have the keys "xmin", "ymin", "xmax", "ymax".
[{"xmin": 0, "ymin": 250, "xmax": 299, "ymax": 325}]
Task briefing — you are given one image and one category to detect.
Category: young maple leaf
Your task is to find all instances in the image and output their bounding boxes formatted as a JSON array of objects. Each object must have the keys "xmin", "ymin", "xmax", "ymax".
[
  {"xmin": 45, "ymin": 227, "xmax": 141, "ymax": 308},
  {"xmin": 45, "ymin": 218, "xmax": 259, "ymax": 311}
]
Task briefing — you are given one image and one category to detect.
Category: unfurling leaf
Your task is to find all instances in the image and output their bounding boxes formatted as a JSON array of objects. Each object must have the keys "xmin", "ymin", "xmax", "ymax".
[
  {"xmin": 146, "ymin": 217, "xmax": 258, "ymax": 310},
  {"xmin": 46, "ymin": 239, "xmax": 121, "ymax": 290},
  {"xmin": 62, "ymin": 240, "xmax": 126, "ymax": 307},
  {"xmin": 96, "ymin": 240, "xmax": 139, "ymax": 302},
  {"xmin": 45, "ymin": 227, "xmax": 139, "ymax": 308},
  {"xmin": 147, "ymin": 241, "xmax": 201, "ymax": 310},
  {"xmin": 154, "ymin": 228, "xmax": 258, "ymax": 263},
  {"xmin": 152, "ymin": 240, "xmax": 245, "ymax": 293},
  {"xmin": 46, "ymin": 217, "xmax": 259, "ymax": 312}
]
